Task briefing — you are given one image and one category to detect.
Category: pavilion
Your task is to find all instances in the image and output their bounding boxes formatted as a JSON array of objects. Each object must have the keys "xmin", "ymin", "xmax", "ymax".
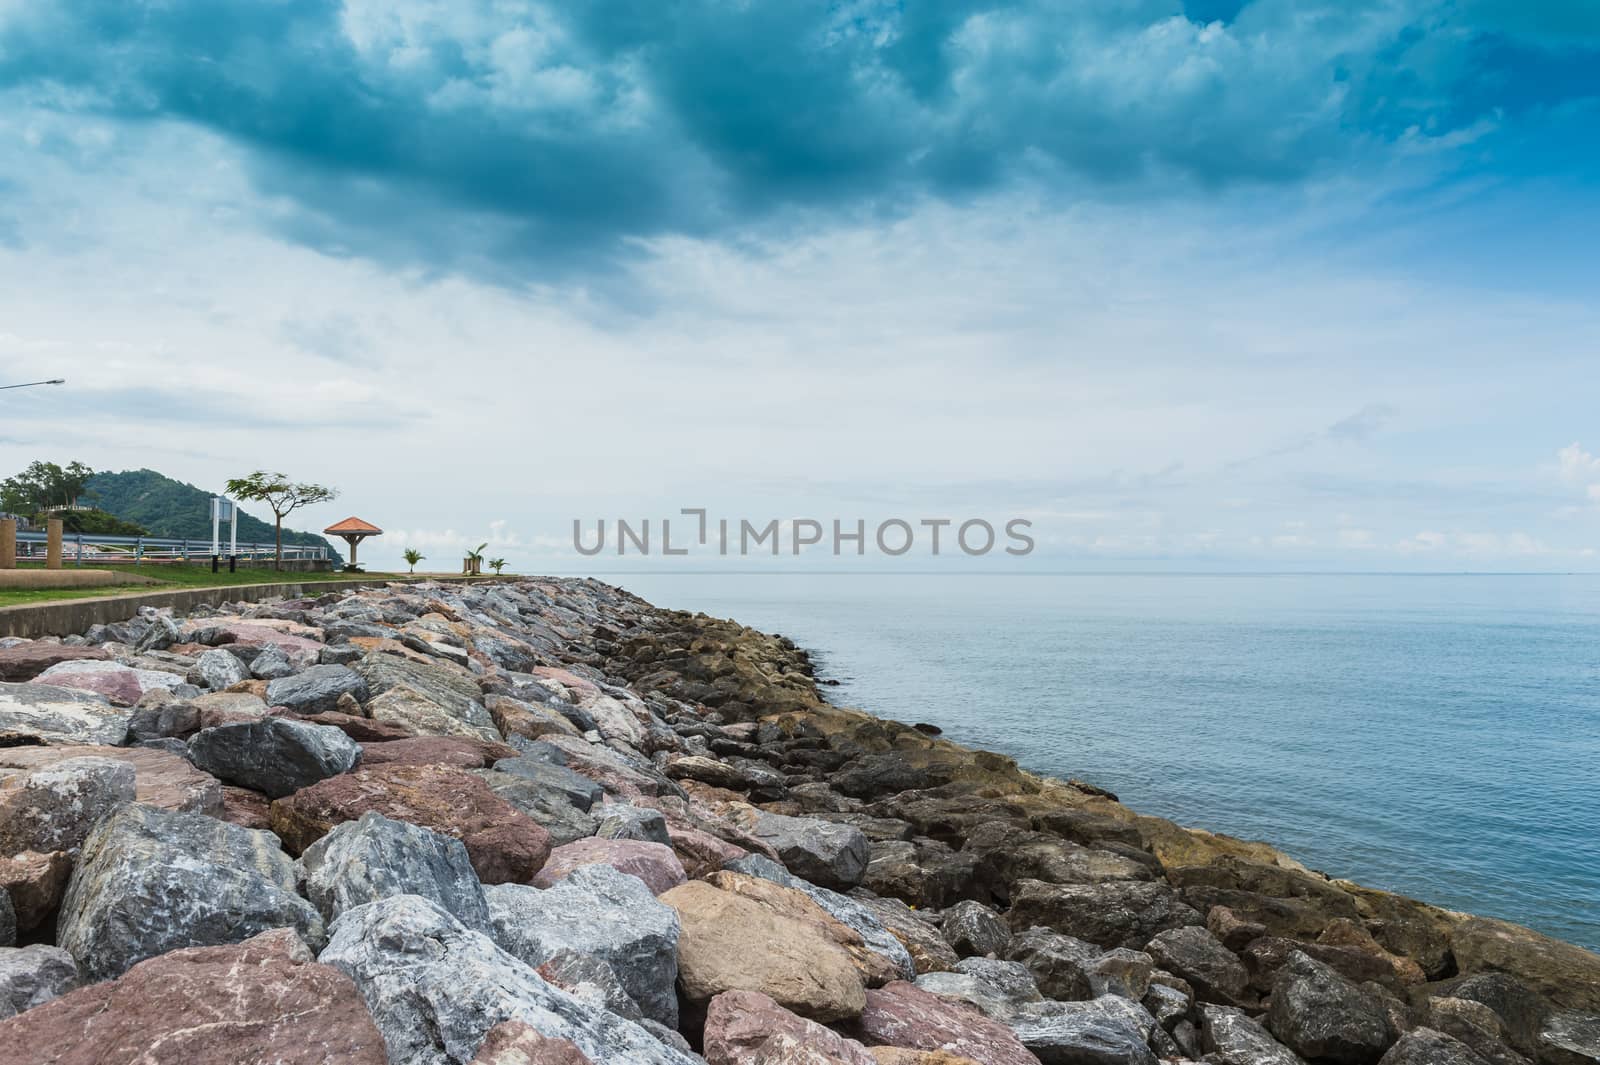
[{"xmin": 323, "ymin": 516, "xmax": 382, "ymax": 572}]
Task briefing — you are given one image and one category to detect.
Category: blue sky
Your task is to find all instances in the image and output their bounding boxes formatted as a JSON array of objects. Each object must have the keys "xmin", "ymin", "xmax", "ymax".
[{"xmin": 0, "ymin": 0, "xmax": 1597, "ymax": 570}]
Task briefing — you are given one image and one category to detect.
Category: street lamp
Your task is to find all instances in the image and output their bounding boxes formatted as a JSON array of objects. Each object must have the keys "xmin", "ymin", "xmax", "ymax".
[{"xmin": 0, "ymin": 379, "xmax": 66, "ymax": 391}]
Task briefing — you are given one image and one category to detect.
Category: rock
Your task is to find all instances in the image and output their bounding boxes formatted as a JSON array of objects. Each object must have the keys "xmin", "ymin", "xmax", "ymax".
[
  {"xmin": 1203, "ymin": 1004, "xmax": 1308, "ymax": 1065},
  {"xmin": 1244, "ymin": 937, "xmax": 1400, "ymax": 996},
  {"xmin": 1008, "ymin": 879, "xmax": 1202, "ymax": 950},
  {"xmin": 1003, "ymin": 927, "xmax": 1103, "ymax": 1000},
  {"xmin": 474, "ymin": 769, "xmax": 600, "ymax": 846},
  {"xmin": 1210, "ymin": 905, "xmax": 1270, "ymax": 952},
  {"xmin": 1146, "ymin": 926, "xmax": 1254, "ymax": 1007},
  {"xmin": 1267, "ymin": 951, "xmax": 1393, "ymax": 1064},
  {"xmin": 855, "ymin": 980, "xmax": 1040, "ymax": 1065},
  {"xmin": 662, "ymin": 879, "xmax": 868, "ymax": 1022},
  {"xmin": 594, "ymin": 803, "xmax": 672, "ymax": 845},
  {"xmin": 0, "ymin": 643, "xmax": 108, "ymax": 682},
  {"xmin": 0, "ymin": 682, "xmax": 131, "ymax": 745},
  {"xmin": 189, "ymin": 647, "xmax": 249, "ymax": 690},
  {"xmin": 1539, "ymin": 1013, "xmax": 1600, "ymax": 1065},
  {"xmin": 0, "ymin": 928, "xmax": 386, "ymax": 1063},
  {"xmin": 33, "ymin": 660, "xmax": 184, "ymax": 705},
  {"xmin": 486, "ymin": 863, "xmax": 681, "ymax": 1027},
  {"xmin": 0, "ymin": 850, "xmax": 70, "ymax": 931},
  {"xmin": 360, "ymin": 736, "xmax": 518, "ymax": 768},
  {"xmin": 188, "ymin": 717, "xmax": 360, "ymax": 798},
  {"xmin": 535, "ymin": 949, "xmax": 646, "ymax": 1023},
  {"xmin": 56, "ymin": 803, "xmax": 325, "ymax": 980},
  {"xmin": 220, "ymin": 784, "xmax": 273, "ymax": 828},
  {"xmin": 703, "ymin": 988, "xmax": 878, "ymax": 1065},
  {"xmin": 1319, "ymin": 918, "xmax": 1426, "ymax": 988},
  {"xmin": 269, "ymin": 763, "xmax": 554, "ymax": 885},
  {"xmin": 868, "ymin": 1052, "xmax": 987, "ymax": 1065},
  {"xmin": 666, "ymin": 754, "xmax": 783, "ymax": 793},
  {"xmin": 301, "ymin": 810, "xmax": 491, "ymax": 930},
  {"xmin": 1377, "ymin": 1028, "xmax": 1493, "ymax": 1065},
  {"xmin": 133, "ymin": 614, "xmax": 182, "ymax": 653},
  {"xmin": 0, "ymin": 743, "xmax": 221, "ymax": 815},
  {"xmin": 249, "ymin": 643, "xmax": 297, "ymax": 680},
  {"xmin": 943, "ymin": 900, "xmax": 1011, "ymax": 958},
  {"xmin": 914, "ymin": 958, "xmax": 1044, "ymax": 1020},
  {"xmin": 670, "ymin": 823, "xmax": 750, "ymax": 877},
  {"xmin": 1084, "ymin": 948, "xmax": 1155, "ymax": 1001},
  {"xmin": 366, "ymin": 682, "xmax": 501, "ymax": 742},
  {"xmin": 0, "ymin": 945, "xmax": 78, "ymax": 1019},
  {"xmin": 725, "ymin": 803, "xmax": 870, "ymax": 890},
  {"xmin": 354, "ymin": 652, "xmax": 486, "ymax": 722},
  {"xmin": 705, "ymin": 869, "xmax": 902, "ymax": 988},
  {"xmin": 855, "ymin": 894, "xmax": 962, "ymax": 974},
  {"xmin": 1008, "ymin": 995, "xmax": 1160, "ymax": 1065},
  {"xmin": 488, "ymin": 694, "xmax": 582, "ymax": 743},
  {"xmin": 264, "ymin": 664, "xmax": 369, "ymax": 714},
  {"xmin": 126, "ymin": 695, "xmax": 202, "ymax": 741},
  {"xmin": 1142, "ymin": 982, "xmax": 1192, "ymax": 1030},
  {"xmin": 1420, "ymin": 998, "xmax": 1529, "ymax": 1065},
  {"xmin": 318, "ymin": 894, "xmax": 697, "ymax": 1065},
  {"xmin": 493, "ymin": 757, "xmax": 605, "ymax": 810},
  {"xmin": 0, "ymin": 755, "xmax": 136, "ymax": 854},
  {"xmin": 534, "ymin": 837, "xmax": 687, "ymax": 895},
  {"xmin": 1424, "ymin": 972, "xmax": 1551, "ymax": 1056},
  {"xmin": 1450, "ymin": 918, "xmax": 1600, "ymax": 1013},
  {"xmin": 469, "ymin": 1020, "xmax": 596, "ymax": 1064}
]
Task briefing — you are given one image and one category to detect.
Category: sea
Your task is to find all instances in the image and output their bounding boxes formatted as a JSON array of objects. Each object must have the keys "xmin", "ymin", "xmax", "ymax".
[{"xmin": 601, "ymin": 571, "xmax": 1600, "ymax": 951}]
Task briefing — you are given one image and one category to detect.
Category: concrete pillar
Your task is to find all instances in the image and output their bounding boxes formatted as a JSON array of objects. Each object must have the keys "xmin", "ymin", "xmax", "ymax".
[
  {"xmin": 0, "ymin": 518, "xmax": 15, "ymax": 569},
  {"xmin": 46, "ymin": 518, "xmax": 63, "ymax": 570}
]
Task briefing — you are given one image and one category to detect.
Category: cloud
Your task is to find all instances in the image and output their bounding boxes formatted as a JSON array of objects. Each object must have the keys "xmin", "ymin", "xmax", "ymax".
[{"xmin": 1, "ymin": 0, "xmax": 1594, "ymax": 277}]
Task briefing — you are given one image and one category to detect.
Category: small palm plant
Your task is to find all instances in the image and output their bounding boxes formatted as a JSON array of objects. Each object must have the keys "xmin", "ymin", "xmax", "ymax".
[
  {"xmin": 488, "ymin": 557, "xmax": 507, "ymax": 575},
  {"xmin": 465, "ymin": 542, "xmax": 488, "ymax": 575},
  {"xmin": 402, "ymin": 548, "xmax": 424, "ymax": 574}
]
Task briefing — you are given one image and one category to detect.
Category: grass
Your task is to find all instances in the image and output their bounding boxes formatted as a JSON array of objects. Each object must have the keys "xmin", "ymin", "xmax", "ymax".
[{"xmin": 0, "ymin": 563, "xmax": 410, "ymax": 608}]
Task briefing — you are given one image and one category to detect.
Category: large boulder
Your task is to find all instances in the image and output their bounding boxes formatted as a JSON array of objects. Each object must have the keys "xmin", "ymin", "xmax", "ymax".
[
  {"xmin": 1146, "ymin": 925, "xmax": 1254, "ymax": 1007},
  {"xmin": 703, "ymin": 989, "xmax": 879, "ymax": 1065},
  {"xmin": 188, "ymin": 716, "xmax": 360, "ymax": 798},
  {"xmin": 300, "ymin": 811, "xmax": 491, "ymax": 930},
  {"xmin": 1003, "ymin": 927, "xmax": 1103, "ymax": 1000},
  {"xmin": 365, "ymin": 683, "xmax": 501, "ymax": 742},
  {"xmin": 486, "ymin": 863, "xmax": 681, "ymax": 1027},
  {"xmin": 0, "ymin": 643, "xmax": 108, "ymax": 682},
  {"xmin": 1008, "ymin": 995, "xmax": 1160, "ymax": 1065},
  {"xmin": 1539, "ymin": 1012, "xmax": 1600, "ymax": 1065},
  {"xmin": 1202, "ymin": 1004, "xmax": 1308, "ymax": 1065},
  {"xmin": 0, "ymin": 682, "xmax": 131, "ymax": 745},
  {"xmin": 943, "ymin": 900, "xmax": 1012, "ymax": 959},
  {"xmin": 0, "ymin": 743, "xmax": 222, "ymax": 815},
  {"xmin": 661, "ymin": 879, "xmax": 868, "ymax": 1022},
  {"xmin": 1450, "ymin": 918, "xmax": 1600, "ymax": 1013},
  {"xmin": 1267, "ymin": 951, "xmax": 1393, "ymax": 1065},
  {"xmin": 264, "ymin": 664, "xmax": 369, "ymax": 714},
  {"xmin": 33, "ymin": 660, "xmax": 184, "ymax": 705},
  {"xmin": 189, "ymin": 647, "xmax": 249, "ymax": 691},
  {"xmin": 1378, "ymin": 1028, "xmax": 1494, "ymax": 1065},
  {"xmin": 269, "ymin": 764, "xmax": 553, "ymax": 885},
  {"xmin": 913, "ymin": 958, "xmax": 1044, "ymax": 1020},
  {"xmin": 353, "ymin": 653, "xmax": 485, "ymax": 722},
  {"xmin": 318, "ymin": 894, "xmax": 698, "ymax": 1065},
  {"xmin": 0, "ymin": 850, "xmax": 71, "ymax": 931},
  {"xmin": 1007, "ymin": 879, "xmax": 1202, "ymax": 950},
  {"xmin": 56, "ymin": 803, "xmax": 325, "ymax": 980},
  {"xmin": 359, "ymin": 736, "xmax": 518, "ymax": 769},
  {"xmin": 473, "ymin": 769, "xmax": 600, "ymax": 846},
  {"xmin": 855, "ymin": 980, "xmax": 1040, "ymax": 1065},
  {"xmin": 0, "ymin": 928, "xmax": 387, "ymax": 1064},
  {"xmin": 533, "ymin": 838, "xmax": 687, "ymax": 896},
  {"xmin": 492, "ymin": 757, "xmax": 605, "ymax": 811},
  {"xmin": 594, "ymin": 803, "xmax": 671, "ymax": 845},
  {"xmin": 855, "ymin": 894, "xmax": 963, "ymax": 975},
  {"xmin": 0, "ymin": 755, "xmax": 135, "ymax": 854},
  {"xmin": 0, "ymin": 945, "xmax": 78, "ymax": 1019},
  {"xmin": 470, "ymin": 1020, "xmax": 595, "ymax": 1064},
  {"xmin": 726, "ymin": 804, "xmax": 870, "ymax": 890}
]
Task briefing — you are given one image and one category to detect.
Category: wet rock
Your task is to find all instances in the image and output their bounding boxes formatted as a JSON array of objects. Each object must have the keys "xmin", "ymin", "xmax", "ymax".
[
  {"xmin": 0, "ymin": 850, "xmax": 70, "ymax": 931},
  {"xmin": 0, "ymin": 755, "xmax": 135, "ymax": 854},
  {"xmin": 189, "ymin": 647, "xmax": 249, "ymax": 690},
  {"xmin": 319, "ymin": 894, "xmax": 696, "ymax": 1065},
  {"xmin": 1009, "ymin": 994, "xmax": 1160, "ymax": 1065},
  {"xmin": 0, "ymin": 945, "xmax": 78, "ymax": 1019},
  {"xmin": 57, "ymin": 803, "xmax": 325, "ymax": 980},
  {"xmin": 0, "ymin": 643, "xmax": 108, "ymax": 682},
  {"xmin": 855, "ymin": 980, "xmax": 1039, "ymax": 1065},
  {"xmin": 264, "ymin": 664, "xmax": 369, "ymax": 714},
  {"xmin": 1267, "ymin": 951, "xmax": 1393, "ymax": 1065},
  {"xmin": 662, "ymin": 879, "xmax": 868, "ymax": 1022},
  {"xmin": 300, "ymin": 810, "xmax": 490, "ymax": 930},
  {"xmin": 1008, "ymin": 878, "xmax": 1202, "ymax": 950},
  {"xmin": 269, "ymin": 763, "xmax": 554, "ymax": 885},
  {"xmin": 943, "ymin": 900, "xmax": 1011, "ymax": 958},
  {"xmin": 0, "ymin": 928, "xmax": 386, "ymax": 1063},
  {"xmin": 1450, "ymin": 918, "xmax": 1600, "ymax": 1013},
  {"xmin": 487, "ymin": 863, "xmax": 681, "ymax": 1027},
  {"xmin": 1378, "ymin": 1028, "xmax": 1494, "ymax": 1065},
  {"xmin": 534, "ymin": 837, "xmax": 687, "ymax": 895},
  {"xmin": 703, "ymin": 988, "xmax": 878, "ymax": 1065},
  {"xmin": 723, "ymin": 803, "xmax": 870, "ymax": 890},
  {"xmin": 0, "ymin": 682, "xmax": 131, "ymax": 745},
  {"xmin": 1146, "ymin": 925, "xmax": 1254, "ymax": 1007},
  {"xmin": 366, "ymin": 682, "xmax": 501, "ymax": 741},
  {"xmin": 469, "ymin": 1020, "xmax": 596, "ymax": 1064},
  {"xmin": 188, "ymin": 717, "xmax": 360, "ymax": 798},
  {"xmin": 594, "ymin": 803, "xmax": 672, "ymax": 845}
]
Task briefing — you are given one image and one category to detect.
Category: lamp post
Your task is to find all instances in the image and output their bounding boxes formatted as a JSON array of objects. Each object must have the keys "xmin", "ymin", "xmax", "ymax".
[{"xmin": 0, "ymin": 379, "xmax": 66, "ymax": 391}]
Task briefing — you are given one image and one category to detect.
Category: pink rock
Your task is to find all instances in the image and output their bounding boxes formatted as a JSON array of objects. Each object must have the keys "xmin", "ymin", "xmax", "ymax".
[
  {"xmin": 33, "ymin": 661, "xmax": 183, "ymax": 706},
  {"xmin": 857, "ymin": 982, "xmax": 1039, "ymax": 1065},
  {"xmin": 0, "ymin": 643, "xmax": 108, "ymax": 682},
  {"xmin": 469, "ymin": 1020, "xmax": 595, "ymax": 1064},
  {"xmin": 195, "ymin": 622, "xmax": 324, "ymax": 655},
  {"xmin": 0, "ymin": 744, "xmax": 223, "ymax": 815},
  {"xmin": 704, "ymin": 989, "xmax": 878, "ymax": 1065},
  {"xmin": 533, "ymin": 837, "xmax": 688, "ymax": 896},
  {"xmin": 668, "ymin": 824, "xmax": 749, "ymax": 879}
]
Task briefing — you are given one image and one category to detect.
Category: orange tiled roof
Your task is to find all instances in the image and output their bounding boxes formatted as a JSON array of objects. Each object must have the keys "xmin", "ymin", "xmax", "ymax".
[{"xmin": 324, "ymin": 516, "xmax": 383, "ymax": 535}]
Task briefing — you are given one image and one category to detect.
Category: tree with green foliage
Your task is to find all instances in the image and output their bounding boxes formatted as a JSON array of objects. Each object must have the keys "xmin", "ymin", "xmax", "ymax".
[
  {"xmin": 1, "ymin": 460, "xmax": 97, "ymax": 516},
  {"xmin": 224, "ymin": 471, "xmax": 339, "ymax": 570},
  {"xmin": 488, "ymin": 557, "xmax": 507, "ymax": 574},
  {"xmin": 86, "ymin": 469, "xmax": 341, "ymax": 561},
  {"xmin": 59, "ymin": 509, "xmax": 148, "ymax": 536},
  {"xmin": 403, "ymin": 548, "xmax": 424, "ymax": 573}
]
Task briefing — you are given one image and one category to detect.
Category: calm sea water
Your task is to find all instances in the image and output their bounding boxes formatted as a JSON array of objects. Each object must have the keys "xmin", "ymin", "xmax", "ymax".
[{"xmin": 605, "ymin": 572, "xmax": 1600, "ymax": 950}]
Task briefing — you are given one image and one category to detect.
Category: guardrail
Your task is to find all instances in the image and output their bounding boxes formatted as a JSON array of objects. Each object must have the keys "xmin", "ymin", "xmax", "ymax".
[{"xmin": 13, "ymin": 530, "xmax": 328, "ymax": 566}]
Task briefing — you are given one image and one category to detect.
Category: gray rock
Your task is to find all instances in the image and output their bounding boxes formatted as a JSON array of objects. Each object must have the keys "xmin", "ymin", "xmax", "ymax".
[
  {"xmin": 1540, "ymin": 1013, "xmax": 1600, "ymax": 1065},
  {"xmin": 1005, "ymin": 926, "xmax": 1104, "ymax": 1000},
  {"xmin": 353, "ymin": 653, "xmax": 482, "ymax": 721},
  {"xmin": 535, "ymin": 948, "xmax": 644, "ymax": 1022},
  {"xmin": 188, "ymin": 717, "xmax": 360, "ymax": 798},
  {"xmin": 1010, "ymin": 994, "xmax": 1160, "ymax": 1065},
  {"xmin": 594, "ymin": 804, "xmax": 671, "ymax": 845},
  {"xmin": 1008, "ymin": 878, "xmax": 1203, "ymax": 951},
  {"xmin": 0, "ymin": 682, "xmax": 132, "ymax": 745},
  {"xmin": 1203, "ymin": 1004, "xmax": 1309, "ymax": 1065},
  {"xmin": 0, "ymin": 755, "xmax": 137, "ymax": 854},
  {"xmin": 473, "ymin": 769, "xmax": 600, "ymax": 846},
  {"xmin": 0, "ymin": 892, "xmax": 12, "ymax": 948},
  {"xmin": 319, "ymin": 894, "xmax": 697, "ymax": 1065},
  {"xmin": 1267, "ymin": 951, "xmax": 1393, "ymax": 1064},
  {"xmin": 486, "ymin": 863, "xmax": 681, "ymax": 1027},
  {"xmin": 943, "ymin": 899, "xmax": 1012, "ymax": 958},
  {"xmin": 265, "ymin": 664, "xmax": 369, "ymax": 714},
  {"xmin": 724, "ymin": 853, "xmax": 915, "ymax": 980},
  {"xmin": 732, "ymin": 805, "xmax": 869, "ymax": 890},
  {"xmin": 300, "ymin": 811, "xmax": 490, "ymax": 931},
  {"xmin": 1087, "ymin": 947, "xmax": 1156, "ymax": 1001},
  {"xmin": 365, "ymin": 683, "xmax": 500, "ymax": 742},
  {"xmin": 189, "ymin": 647, "xmax": 249, "ymax": 691},
  {"xmin": 319, "ymin": 644, "xmax": 365, "ymax": 666},
  {"xmin": 56, "ymin": 803, "xmax": 325, "ymax": 980},
  {"xmin": 1147, "ymin": 925, "xmax": 1254, "ymax": 1007},
  {"xmin": 249, "ymin": 643, "xmax": 297, "ymax": 679},
  {"xmin": 916, "ymin": 958, "xmax": 1044, "ymax": 1019},
  {"xmin": 1143, "ymin": 981, "xmax": 1193, "ymax": 1031},
  {"xmin": 492, "ymin": 757, "xmax": 603, "ymax": 811},
  {"xmin": 127, "ymin": 695, "xmax": 202, "ymax": 741},
  {"xmin": 1379, "ymin": 1029, "xmax": 1494, "ymax": 1065},
  {"xmin": 133, "ymin": 614, "xmax": 181, "ymax": 653},
  {"xmin": 0, "ymin": 944, "xmax": 79, "ymax": 1018},
  {"xmin": 1423, "ymin": 997, "xmax": 1531, "ymax": 1065}
]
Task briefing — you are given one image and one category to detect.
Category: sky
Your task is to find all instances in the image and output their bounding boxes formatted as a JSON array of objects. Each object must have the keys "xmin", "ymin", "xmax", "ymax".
[{"xmin": 0, "ymin": 0, "xmax": 1597, "ymax": 572}]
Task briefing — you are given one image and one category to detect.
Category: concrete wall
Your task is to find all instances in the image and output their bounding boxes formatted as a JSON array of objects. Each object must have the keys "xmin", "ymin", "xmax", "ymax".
[{"xmin": 0, "ymin": 575, "xmax": 511, "ymax": 640}]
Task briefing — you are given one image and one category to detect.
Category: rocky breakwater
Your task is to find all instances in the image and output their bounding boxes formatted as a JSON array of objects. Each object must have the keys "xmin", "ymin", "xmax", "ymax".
[{"xmin": 0, "ymin": 579, "xmax": 1590, "ymax": 1065}]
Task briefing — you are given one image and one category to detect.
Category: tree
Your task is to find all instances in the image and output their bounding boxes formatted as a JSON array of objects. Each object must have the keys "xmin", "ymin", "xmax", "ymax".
[
  {"xmin": 224, "ymin": 471, "xmax": 338, "ymax": 570},
  {"xmin": 1, "ymin": 460, "xmax": 97, "ymax": 516},
  {"xmin": 488, "ymin": 557, "xmax": 507, "ymax": 574},
  {"xmin": 403, "ymin": 548, "xmax": 424, "ymax": 573},
  {"xmin": 465, "ymin": 541, "xmax": 487, "ymax": 576}
]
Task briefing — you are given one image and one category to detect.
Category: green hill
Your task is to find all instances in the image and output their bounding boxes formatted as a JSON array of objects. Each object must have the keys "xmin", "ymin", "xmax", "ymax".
[{"xmin": 86, "ymin": 469, "xmax": 342, "ymax": 563}]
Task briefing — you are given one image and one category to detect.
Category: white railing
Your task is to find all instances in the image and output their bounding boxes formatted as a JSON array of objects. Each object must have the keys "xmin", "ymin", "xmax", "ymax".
[{"xmin": 13, "ymin": 530, "xmax": 329, "ymax": 565}]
